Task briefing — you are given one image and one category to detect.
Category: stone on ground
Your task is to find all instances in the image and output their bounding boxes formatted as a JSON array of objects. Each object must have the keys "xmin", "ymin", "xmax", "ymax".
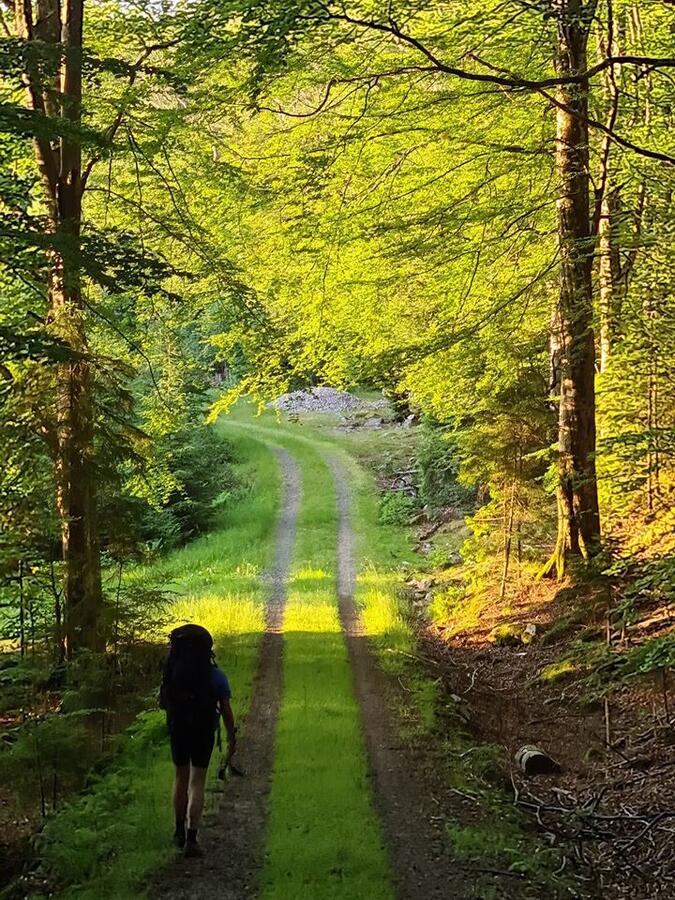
[{"xmin": 271, "ymin": 387, "xmax": 364, "ymax": 414}]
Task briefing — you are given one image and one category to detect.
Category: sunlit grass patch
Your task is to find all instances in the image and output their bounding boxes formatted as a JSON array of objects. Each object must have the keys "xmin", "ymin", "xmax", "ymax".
[
  {"xmin": 359, "ymin": 580, "xmax": 409, "ymax": 646},
  {"xmin": 283, "ymin": 594, "xmax": 339, "ymax": 634},
  {"xmin": 171, "ymin": 594, "xmax": 265, "ymax": 638}
]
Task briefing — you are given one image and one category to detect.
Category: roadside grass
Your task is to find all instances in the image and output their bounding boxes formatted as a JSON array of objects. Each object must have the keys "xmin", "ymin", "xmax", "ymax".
[
  {"xmin": 37, "ymin": 428, "xmax": 280, "ymax": 899},
  {"xmin": 258, "ymin": 437, "xmax": 393, "ymax": 900}
]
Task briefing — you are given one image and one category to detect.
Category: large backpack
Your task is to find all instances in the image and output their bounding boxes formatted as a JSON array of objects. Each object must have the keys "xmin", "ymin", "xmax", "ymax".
[{"xmin": 160, "ymin": 624, "xmax": 218, "ymax": 730}]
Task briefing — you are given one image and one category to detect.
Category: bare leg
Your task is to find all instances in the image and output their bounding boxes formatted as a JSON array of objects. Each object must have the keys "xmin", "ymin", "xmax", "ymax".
[
  {"xmin": 187, "ymin": 765, "xmax": 208, "ymax": 831},
  {"xmin": 173, "ymin": 765, "xmax": 189, "ymax": 825}
]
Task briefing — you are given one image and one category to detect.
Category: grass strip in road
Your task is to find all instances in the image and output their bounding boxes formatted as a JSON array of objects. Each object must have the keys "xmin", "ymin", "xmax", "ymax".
[
  {"xmin": 38, "ymin": 427, "xmax": 280, "ymax": 899},
  {"xmin": 260, "ymin": 440, "xmax": 393, "ymax": 900}
]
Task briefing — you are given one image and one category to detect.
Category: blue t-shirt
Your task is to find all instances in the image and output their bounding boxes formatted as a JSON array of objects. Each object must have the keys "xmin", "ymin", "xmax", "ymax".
[{"xmin": 211, "ymin": 667, "xmax": 231, "ymax": 701}]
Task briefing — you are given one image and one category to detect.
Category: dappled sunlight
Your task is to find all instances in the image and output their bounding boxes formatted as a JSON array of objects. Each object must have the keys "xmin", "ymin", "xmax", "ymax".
[
  {"xmin": 259, "ymin": 425, "xmax": 392, "ymax": 900},
  {"xmin": 171, "ymin": 595, "xmax": 265, "ymax": 638},
  {"xmin": 356, "ymin": 568, "xmax": 400, "ymax": 588},
  {"xmin": 27, "ymin": 431, "xmax": 284, "ymax": 899},
  {"xmin": 289, "ymin": 566, "xmax": 333, "ymax": 583},
  {"xmin": 265, "ymin": 621, "xmax": 392, "ymax": 900},
  {"xmin": 283, "ymin": 598, "xmax": 341, "ymax": 634},
  {"xmin": 358, "ymin": 588, "xmax": 407, "ymax": 641}
]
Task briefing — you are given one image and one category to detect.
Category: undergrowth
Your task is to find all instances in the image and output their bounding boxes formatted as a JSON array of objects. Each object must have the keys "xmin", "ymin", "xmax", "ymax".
[{"xmin": 344, "ymin": 442, "xmax": 573, "ymax": 894}]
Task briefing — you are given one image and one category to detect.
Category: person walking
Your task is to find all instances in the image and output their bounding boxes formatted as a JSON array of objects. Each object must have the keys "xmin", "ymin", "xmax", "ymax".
[{"xmin": 160, "ymin": 623, "xmax": 236, "ymax": 858}]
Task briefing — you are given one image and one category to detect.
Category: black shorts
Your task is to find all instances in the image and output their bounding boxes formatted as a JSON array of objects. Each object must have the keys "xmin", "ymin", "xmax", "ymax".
[{"xmin": 168, "ymin": 719, "xmax": 215, "ymax": 769}]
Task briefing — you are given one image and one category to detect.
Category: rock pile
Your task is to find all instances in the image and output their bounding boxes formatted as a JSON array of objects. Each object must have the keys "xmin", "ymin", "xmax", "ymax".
[{"xmin": 271, "ymin": 387, "xmax": 364, "ymax": 414}]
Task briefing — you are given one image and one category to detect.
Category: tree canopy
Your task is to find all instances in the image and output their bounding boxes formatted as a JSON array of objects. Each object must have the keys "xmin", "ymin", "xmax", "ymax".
[{"xmin": 0, "ymin": 0, "xmax": 673, "ymax": 653}]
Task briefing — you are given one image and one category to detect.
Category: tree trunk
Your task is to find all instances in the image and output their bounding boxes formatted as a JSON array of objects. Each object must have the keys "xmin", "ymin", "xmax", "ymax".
[
  {"xmin": 598, "ymin": 187, "xmax": 623, "ymax": 371},
  {"xmin": 59, "ymin": 0, "xmax": 103, "ymax": 655},
  {"xmin": 595, "ymin": 3, "xmax": 625, "ymax": 373},
  {"xmin": 544, "ymin": 1, "xmax": 602, "ymax": 576},
  {"xmin": 51, "ymin": 262, "xmax": 103, "ymax": 655},
  {"xmin": 15, "ymin": 0, "xmax": 103, "ymax": 654}
]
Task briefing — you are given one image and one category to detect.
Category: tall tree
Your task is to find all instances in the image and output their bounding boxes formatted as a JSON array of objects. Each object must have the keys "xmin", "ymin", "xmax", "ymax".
[
  {"xmin": 545, "ymin": 0, "xmax": 602, "ymax": 575},
  {"xmin": 9, "ymin": 0, "xmax": 178, "ymax": 652},
  {"xmin": 14, "ymin": 0, "xmax": 102, "ymax": 653}
]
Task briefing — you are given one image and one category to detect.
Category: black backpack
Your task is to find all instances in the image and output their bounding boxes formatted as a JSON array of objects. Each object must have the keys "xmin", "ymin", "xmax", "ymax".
[{"xmin": 159, "ymin": 624, "xmax": 218, "ymax": 729}]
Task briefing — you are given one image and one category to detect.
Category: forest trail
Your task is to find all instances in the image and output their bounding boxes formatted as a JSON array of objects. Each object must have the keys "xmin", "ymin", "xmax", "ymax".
[
  {"xmin": 150, "ymin": 430, "xmax": 512, "ymax": 899},
  {"xmin": 151, "ymin": 448, "xmax": 301, "ymax": 900}
]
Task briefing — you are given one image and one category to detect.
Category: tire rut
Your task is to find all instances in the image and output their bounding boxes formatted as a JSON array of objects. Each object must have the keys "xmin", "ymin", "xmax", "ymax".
[
  {"xmin": 150, "ymin": 447, "xmax": 300, "ymax": 900},
  {"xmin": 326, "ymin": 453, "xmax": 470, "ymax": 900}
]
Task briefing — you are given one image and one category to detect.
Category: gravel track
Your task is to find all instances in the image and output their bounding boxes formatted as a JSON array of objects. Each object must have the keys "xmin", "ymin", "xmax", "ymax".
[
  {"xmin": 325, "ymin": 453, "xmax": 471, "ymax": 900},
  {"xmin": 152, "ymin": 442, "xmax": 512, "ymax": 899},
  {"xmin": 150, "ymin": 448, "xmax": 300, "ymax": 900}
]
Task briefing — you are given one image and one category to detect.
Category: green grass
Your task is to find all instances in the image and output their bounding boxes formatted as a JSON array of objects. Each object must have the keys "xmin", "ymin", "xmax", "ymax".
[
  {"xmin": 221, "ymin": 408, "xmax": 571, "ymax": 895},
  {"xmin": 37, "ymin": 426, "xmax": 281, "ymax": 899},
  {"xmin": 38, "ymin": 408, "xmax": 398, "ymax": 900},
  {"xmin": 260, "ymin": 414, "xmax": 573, "ymax": 893}
]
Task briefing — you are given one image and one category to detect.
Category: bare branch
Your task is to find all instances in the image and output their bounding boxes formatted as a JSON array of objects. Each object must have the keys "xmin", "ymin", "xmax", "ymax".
[{"xmin": 311, "ymin": 5, "xmax": 675, "ymax": 90}]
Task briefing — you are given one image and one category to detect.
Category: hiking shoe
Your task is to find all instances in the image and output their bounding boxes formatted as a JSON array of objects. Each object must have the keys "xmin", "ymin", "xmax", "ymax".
[
  {"xmin": 184, "ymin": 841, "xmax": 204, "ymax": 859},
  {"xmin": 173, "ymin": 832, "xmax": 186, "ymax": 849}
]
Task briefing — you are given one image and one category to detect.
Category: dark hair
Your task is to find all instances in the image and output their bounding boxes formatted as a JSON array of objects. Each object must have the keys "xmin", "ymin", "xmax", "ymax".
[{"xmin": 170, "ymin": 623, "xmax": 214, "ymax": 655}]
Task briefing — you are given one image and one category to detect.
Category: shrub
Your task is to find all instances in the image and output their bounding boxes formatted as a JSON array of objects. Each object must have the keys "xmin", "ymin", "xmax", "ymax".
[
  {"xmin": 0, "ymin": 712, "xmax": 96, "ymax": 814},
  {"xmin": 428, "ymin": 584, "xmax": 469, "ymax": 626},
  {"xmin": 121, "ymin": 425, "xmax": 239, "ymax": 553},
  {"xmin": 379, "ymin": 491, "xmax": 418, "ymax": 526},
  {"xmin": 36, "ymin": 711, "xmax": 172, "ymax": 896},
  {"xmin": 417, "ymin": 423, "xmax": 475, "ymax": 511},
  {"xmin": 160, "ymin": 424, "xmax": 237, "ymax": 539}
]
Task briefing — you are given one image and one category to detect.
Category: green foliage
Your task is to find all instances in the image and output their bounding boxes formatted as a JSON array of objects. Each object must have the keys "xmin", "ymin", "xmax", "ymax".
[
  {"xmin": 126, "ymin": 424, "xmax": 239, "ymax": 550},
  {"xmin": 1, "ymin": 0, "xmax": 674, "ymax": 892},
  {"xmin": 159, "ymin": 425, "xmax": 237, "ymax": 540},
  {"xmin": 36, "ymin": 712, "xmax": 172, "ymax": 894},
  {"xmin": 623, "ymin": 634, "xmax": 675, "ymax": 678},
  {"xmin": 428, "ymin": 584, "xmax": 469, "ymax": 628},
  {"xmin": 32, "ymin": 426, "xmax": 281, "ymax": 897},
  {"xmin": 447, "ymin": 820, "xmax": 561, "ymax": 880},
  {"xmin": 416, "ymin": 423, "xmax": 475, "ymax": 512},
  {"xmin": 378, "ymin": 490, "xmax": 418, "ymax": 526},
  {"xmin": 0, "ymin": 712, "xmax": 96, "ymax": 811},
  {"xmin": 612, "ymin": 556, "xmax": 675, "ymax": 626}
]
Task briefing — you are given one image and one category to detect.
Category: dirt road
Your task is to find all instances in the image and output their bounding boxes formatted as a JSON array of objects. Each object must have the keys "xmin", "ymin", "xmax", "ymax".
[{"xmin": 152, "ymin": 439, "xmax": 522, "ymax": 899}]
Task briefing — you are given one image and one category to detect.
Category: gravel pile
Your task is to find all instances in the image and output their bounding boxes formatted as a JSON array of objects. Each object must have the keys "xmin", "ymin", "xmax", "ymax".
[{"xmin": 272, "ymin": 387, "xmax": 365, "ymax": 414}]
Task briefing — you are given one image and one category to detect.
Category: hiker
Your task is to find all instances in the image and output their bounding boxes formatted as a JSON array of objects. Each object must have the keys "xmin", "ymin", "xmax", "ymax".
[{"xmin": 160, "ymin": 623, "xmax": 236, "ymax": 858}]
